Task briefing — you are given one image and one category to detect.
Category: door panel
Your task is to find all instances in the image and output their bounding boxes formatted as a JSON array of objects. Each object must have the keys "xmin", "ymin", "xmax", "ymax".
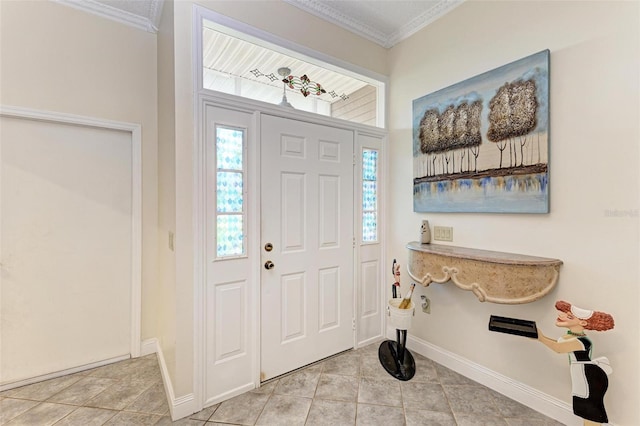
[
  {"xmin": 361, "ymin": 260, "xmax": 380, "ymax": 318},
  {"xmin": 214, "ymin": 280, "xmax": 246, "ymax": 361},
  {"xmin": 281, "ymin": 173, "xmax": 306, "ymax": 250},
  {"xmin": 281, "ymin": 272, "xmax": 306, "ymax": 342},
  {"xmin": 318, "ymin": 267, "xmax": 340, "ymax": 331},
  {"xmin": 0, "ymin": 116, "xmax": 132, "ymax": 385},
  {"xmin": 261, "ymin": 115, "xmax": 354, "ymax": 380},
  {"xmin": 319, "ymin": 175, "xmax": 340, "ymax": 247}
]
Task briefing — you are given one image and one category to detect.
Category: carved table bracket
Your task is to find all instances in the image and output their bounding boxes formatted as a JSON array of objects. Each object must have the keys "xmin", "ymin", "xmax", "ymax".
[{"xmin": 407, "ymin": 242, "xmax": 563, "ymax": 304}]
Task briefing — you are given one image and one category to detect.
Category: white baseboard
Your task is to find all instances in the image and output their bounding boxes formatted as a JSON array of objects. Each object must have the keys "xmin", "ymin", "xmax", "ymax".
[
  {"xmin": 143, "ymin": 338, "xmax": 197, "ymax": 421},
  {"xmin": 204, "ymin": 383, "xmax": 255, "ymax": 408},
  {"xmin": 0, "ymin": 354, "xmax": 130, "ymax": 392},
  {"xmin": 140, "ymin": 338, "xmax": 158, "ymax": 356},
  {"xmin": 385, "ymin": 328, "xmax": 582, "ymax": 426},
  {"xmin": 2, "ymin": 338, "xmax": 162, "ymax": 391},
  {"xmin": 357, "ymin": 334, "xmax": 384, "ymax": 349}
]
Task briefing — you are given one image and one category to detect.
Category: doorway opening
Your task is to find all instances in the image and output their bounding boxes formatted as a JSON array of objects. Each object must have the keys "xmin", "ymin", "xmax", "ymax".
[{"xmin": 194, "ymin": 5, "xmax": 387, "ymax": 411}]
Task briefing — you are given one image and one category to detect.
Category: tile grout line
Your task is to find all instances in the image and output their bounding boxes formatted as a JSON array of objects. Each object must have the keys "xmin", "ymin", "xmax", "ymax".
[
  {"xmin": 3, "ymin": 344, "xmax": 562, "ymax": 426},
  {"xmin": 3, "ymin": 356, "xmax": 167, "ymax": 426},
  {"xmin": 439, "ymin": 369, "xmax": 462, "ymax": 425}
]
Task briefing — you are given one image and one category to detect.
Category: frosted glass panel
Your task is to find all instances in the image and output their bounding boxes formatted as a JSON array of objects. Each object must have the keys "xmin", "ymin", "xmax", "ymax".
[
  {"xmin": 217, "ymin": 215, "xmax": 244, "ymax": 257},
  {"xmin": 362, "ymin": 149, "xmax": 378, "ymax": 242},
  {"xmin": 217, "ymin": 172, "xmax": 243, "ymax": 213},
  {"xmin": 362, "ymin": 150, "xmax": 378, "ymax": 181},
  {"xmin": 217, "ymin": 127, "xmax": 243, "ymax": 170},
  {"xmin": 215, "ymin": 126, "xmax": 245, "ymax": 258},
  {"xmin": 362, "ymin": 212, "xmax": 377, "ymax": 242},
  {"xmin": 362, "ymin": 181, "xmax": 377, "ymax": 211}
]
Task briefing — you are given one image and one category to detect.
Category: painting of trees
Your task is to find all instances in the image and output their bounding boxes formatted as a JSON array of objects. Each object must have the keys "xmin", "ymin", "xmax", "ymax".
[
  {"xmin": 418, "ymin": 100, "xmax": 482, "ymax": 176},
  {"xmin": 411, "ymin": 49, "xmax": 549, "ymax": 213},
  {"xmin": 487, "ymin": 79, "xmax": 538, "ymax": 168},
  {"xmin": 418, "ymin": 108, "xmax": 439, "ymax": 176},
  {"xmin": 467, "ymin": 101, "xmax": 482, "ymax": 172}
]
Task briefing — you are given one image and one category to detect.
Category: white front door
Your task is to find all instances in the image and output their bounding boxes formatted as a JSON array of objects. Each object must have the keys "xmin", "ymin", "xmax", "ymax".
[{"xmin": 260, "ymin": 115, "xmax": 354, "ymax": 381}]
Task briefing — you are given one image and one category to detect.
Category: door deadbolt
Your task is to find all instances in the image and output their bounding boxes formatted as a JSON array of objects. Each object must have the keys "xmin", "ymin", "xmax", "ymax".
[
  {"xmin": 264, "ymin": 243, "xmax": 273, "ymax": 252},
  {"xmin": 264, "ymin": 260, "xmax": 275, "ymax": 270}
]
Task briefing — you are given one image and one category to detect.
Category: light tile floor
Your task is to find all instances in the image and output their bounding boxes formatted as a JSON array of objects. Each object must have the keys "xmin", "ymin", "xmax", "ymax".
[{"xmin": 0, "ymin": 342, "xmax": 564, "ymax": 425}]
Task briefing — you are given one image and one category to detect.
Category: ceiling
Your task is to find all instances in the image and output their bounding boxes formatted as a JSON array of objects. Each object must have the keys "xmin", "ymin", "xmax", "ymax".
[
  {"xmin": 59, "ymin": 0, "xmax": 463, "ymax": 48},
  {"xmin": 284, "ymin": 0, "xmax": 463, "ymax": 48}
]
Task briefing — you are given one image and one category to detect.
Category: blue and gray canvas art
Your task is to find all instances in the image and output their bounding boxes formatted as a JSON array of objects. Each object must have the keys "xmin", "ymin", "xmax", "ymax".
[{"xmin": 412, "ymin": 50, "xmax": 550, "ymax": 213}]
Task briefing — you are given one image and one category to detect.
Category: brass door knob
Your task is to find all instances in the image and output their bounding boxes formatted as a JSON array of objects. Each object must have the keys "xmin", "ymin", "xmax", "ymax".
[{"xmin": 264, "ymin": 260, "xmax": 275, "ymax": 270}]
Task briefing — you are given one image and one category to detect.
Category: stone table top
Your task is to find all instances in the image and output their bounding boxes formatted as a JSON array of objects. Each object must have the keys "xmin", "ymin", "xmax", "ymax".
[{"xmin": 406, "ymin": 242, "xmax": 563, "ymax": 267}]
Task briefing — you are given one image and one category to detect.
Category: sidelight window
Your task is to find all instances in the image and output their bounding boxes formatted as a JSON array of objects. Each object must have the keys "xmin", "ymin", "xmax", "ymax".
[
  {"xmin": 362, "ymin": 149, "xmax": 378, "ymax": 242},
  {"xmin": 215, "ymin": 126, "xmax": 246, "ymax": 257}
]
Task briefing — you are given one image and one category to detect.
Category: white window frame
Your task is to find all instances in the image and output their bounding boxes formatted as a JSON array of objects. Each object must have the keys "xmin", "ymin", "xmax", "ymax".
[
  {"xmin": 361, "ymin": 147, "xmax": 379, "ymax": 244},
  {"xmin": 213, "ymin": 124, "xmax": 248, "ymax": 260}
]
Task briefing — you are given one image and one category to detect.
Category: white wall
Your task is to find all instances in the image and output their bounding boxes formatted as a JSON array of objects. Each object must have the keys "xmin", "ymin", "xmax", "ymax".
[
  {"xmin": 0, "ymin": 1, "xmax": 159, "ymax": 344},
  {"xmin": 388, "ymin": 1, "xmax": 639, "ymax": 424}
]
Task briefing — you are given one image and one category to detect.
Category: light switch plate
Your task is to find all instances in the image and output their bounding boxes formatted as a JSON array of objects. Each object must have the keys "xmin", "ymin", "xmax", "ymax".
[{"xmin": 433, "ymin": 226, "xmax": 453, "ymax": 241}]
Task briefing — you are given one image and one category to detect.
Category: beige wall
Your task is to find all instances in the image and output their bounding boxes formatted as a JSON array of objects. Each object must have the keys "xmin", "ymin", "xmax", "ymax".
[
  {"xmin": 157, "ymin": 0, "xmax": 178, "ymax": 385},
  {"xmin": 169, "ymin": 0, "xmax": 196, "ymax": 398},
  {"xmin": 0, "ymin": 1, "xmax": 159, "ymax": 343},
  {"xmin": 388, "ymin": 1, "xmax": 639, "ymax": 423}
]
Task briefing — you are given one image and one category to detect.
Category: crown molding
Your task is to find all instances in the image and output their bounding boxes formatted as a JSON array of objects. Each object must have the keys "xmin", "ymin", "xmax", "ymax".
[
  {"xmin": 283, "ymin": 0, "xmax": 389, "ymax": 47},
  {"xmin": 387, "ymin": 0, "xmax": 465, "ymax": 48},
  {"xmin": 284, "ymin": 0, "xmax": 464, "ymax": 49},
  {"xmin": 52, "ymin": 0, "xmax": 162, "ymax": 33},
  {"xmin": 146, "ymin": 0, "xmax": 164, "ymax": 29}
]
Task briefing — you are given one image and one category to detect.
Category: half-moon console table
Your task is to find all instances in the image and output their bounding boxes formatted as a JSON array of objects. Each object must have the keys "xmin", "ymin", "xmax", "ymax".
[{"xmin": 407, "ymin": 242, "xmax": 563, "ymax": 304}]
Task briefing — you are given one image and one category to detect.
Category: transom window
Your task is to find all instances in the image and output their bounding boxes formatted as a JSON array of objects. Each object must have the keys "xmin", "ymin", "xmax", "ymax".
[{"xmin": 201, "ymin": 18, "xmax": 385, "ymax": 128}]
